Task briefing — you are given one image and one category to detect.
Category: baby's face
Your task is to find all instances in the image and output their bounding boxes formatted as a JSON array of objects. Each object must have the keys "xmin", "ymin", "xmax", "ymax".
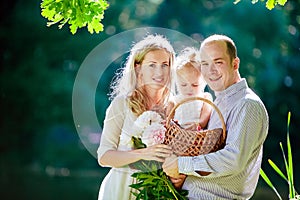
[{"xmin": 176, "ymin": 69, "xmax": 202, "ymax": 97}]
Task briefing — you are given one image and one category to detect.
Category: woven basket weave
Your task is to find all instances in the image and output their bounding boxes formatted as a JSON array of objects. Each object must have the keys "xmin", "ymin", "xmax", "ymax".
[{"xmin": 164, "ymin": 97, "xmax": 227, "ymax": 156}]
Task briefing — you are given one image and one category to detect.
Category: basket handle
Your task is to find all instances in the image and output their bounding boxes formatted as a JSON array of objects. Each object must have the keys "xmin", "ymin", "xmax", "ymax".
[{"xmin": 166, "ymin": 96, "xmax": 226, "ymax": 141}]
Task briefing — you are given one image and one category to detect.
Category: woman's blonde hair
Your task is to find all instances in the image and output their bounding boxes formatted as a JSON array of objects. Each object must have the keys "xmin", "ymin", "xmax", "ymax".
[{"xmin": 109, "ymin": 34, "xmax": 175, "ymax": 116}]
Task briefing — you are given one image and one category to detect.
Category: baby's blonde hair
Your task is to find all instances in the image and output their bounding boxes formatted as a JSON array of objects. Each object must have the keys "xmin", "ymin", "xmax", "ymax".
[
  {"xmin": 110, "ymin": 34, "xmax": 175, "ymax": 116},
  {"xmin": 175, "ymin": 47, "xmax": 207, "ymax": 93}
]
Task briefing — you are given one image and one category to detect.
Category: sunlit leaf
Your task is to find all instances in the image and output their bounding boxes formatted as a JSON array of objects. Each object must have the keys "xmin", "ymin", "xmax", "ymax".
[
  {"xmin": 234, "ymin": 0, "xmax": 289, "ymax": 10},
  {"xmin": 233, "ymin": 0, "xmax": 242, "ymax": 4},
  {"xmin": 277, "ymin": 0, "xmax": 288, "ymax": 6},
  {"xmin": 266, "ymin": 0, "xmax": 276, "ymax": 10},
  {"xmin": 40, "ymin": 0, "xmax": 109, "ymax": 34}
]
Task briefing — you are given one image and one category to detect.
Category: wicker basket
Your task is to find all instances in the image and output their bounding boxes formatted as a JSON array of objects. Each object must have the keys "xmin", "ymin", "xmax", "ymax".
[{"xmin": 164, "ymin": 97, "xmax": 227, "ymax": 156}]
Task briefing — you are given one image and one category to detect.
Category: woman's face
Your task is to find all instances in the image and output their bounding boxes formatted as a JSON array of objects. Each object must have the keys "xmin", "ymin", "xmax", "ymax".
[{"xmin": 137, "ymin": 49, "xmax": 171, "ymax": 93}]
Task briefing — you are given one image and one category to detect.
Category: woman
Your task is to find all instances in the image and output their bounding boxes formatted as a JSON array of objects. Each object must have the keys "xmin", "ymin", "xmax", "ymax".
[{"xmin": 97, "ymin": 34, "xmax": 175, "ymax": 200}]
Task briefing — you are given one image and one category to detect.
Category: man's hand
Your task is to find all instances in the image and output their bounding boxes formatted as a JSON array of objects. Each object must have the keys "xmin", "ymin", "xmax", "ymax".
[
  {"xmin": 162, "ymin": 154, "xmax": 180, "ymax": 178},
  {"xmin": 169, "ymin": 174, "xmax": 187, "ymax": 190}
]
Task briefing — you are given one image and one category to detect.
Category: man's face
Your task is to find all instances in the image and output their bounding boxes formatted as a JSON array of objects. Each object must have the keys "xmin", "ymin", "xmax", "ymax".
[{"xmin": 200, "ymin": 41, "xmax": 238, "ymax": 92}]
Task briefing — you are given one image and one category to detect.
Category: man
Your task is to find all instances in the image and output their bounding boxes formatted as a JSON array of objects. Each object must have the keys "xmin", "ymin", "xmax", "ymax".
[{"xmin": 163, "ymin": 34, "xmax": 269, "ymax": 200}]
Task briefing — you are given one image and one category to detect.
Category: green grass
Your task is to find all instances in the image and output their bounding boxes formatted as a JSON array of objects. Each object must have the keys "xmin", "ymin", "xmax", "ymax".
[{"xmin": 260, "ymin": 112, "xmax": 299, "ymax": 200}]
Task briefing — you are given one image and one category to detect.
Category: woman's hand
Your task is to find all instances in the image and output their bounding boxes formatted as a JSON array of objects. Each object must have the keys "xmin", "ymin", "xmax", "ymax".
[{"xmin": 135, "ymin": 144, "xmax": 172, "ymax": 162}]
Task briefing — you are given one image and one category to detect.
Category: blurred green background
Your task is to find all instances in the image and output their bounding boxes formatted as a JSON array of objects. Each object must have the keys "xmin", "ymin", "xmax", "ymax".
[{"xmin": 1, "ymin": 0, "xmax": 299, "ymax": 199}]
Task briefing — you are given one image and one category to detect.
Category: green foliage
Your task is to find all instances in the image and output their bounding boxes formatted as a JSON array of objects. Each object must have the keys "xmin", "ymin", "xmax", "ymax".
[
  {"xmin": 3, "ymin": 0, "xmax": 300, "ymax": 199},
  {"xmin": 41, "ymin": 0, "xmax": 109, "ymax": 34},
  {"xmin": 129, "ymin": 136, "xmax": 188, "ymax": 200},
  {"xmin": 260, "ymin": 112, "xmax": 300, "ymax": 200},
  {"xmin": 234, "ymin": 0, "xmax": 288, "ymax": 10},
  {"xmin": 39, "ymin": 0, "xmax": 289, "ymax": 35},
  {"xmin": 130, "ymin": 163, "xmax": 188, "ymax": 200},
  {"xmin": 132, "ymin": 136, "xmax": 147, "ymax": 149}
]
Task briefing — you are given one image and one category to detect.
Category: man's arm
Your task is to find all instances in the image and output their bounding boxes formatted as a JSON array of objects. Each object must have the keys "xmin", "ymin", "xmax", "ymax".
[{"xmin": 164, "ymin": 99, "xmax": 268, "ymax": 178}]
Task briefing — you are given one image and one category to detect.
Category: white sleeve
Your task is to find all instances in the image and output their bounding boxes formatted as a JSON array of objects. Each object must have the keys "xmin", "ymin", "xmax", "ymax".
[{"xmin": 97, "ymin": 96, "xmax": 126, "ymax": 163}]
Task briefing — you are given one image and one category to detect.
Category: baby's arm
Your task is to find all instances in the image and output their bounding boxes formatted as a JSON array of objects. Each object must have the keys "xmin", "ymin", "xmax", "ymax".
[{"xmin": 198, "ymin": 92, "xmax": 213, "ymax": 129}]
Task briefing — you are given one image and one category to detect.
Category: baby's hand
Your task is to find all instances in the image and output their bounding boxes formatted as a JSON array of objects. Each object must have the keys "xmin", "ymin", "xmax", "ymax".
[{"xmin": 182, "ymin": 122, "xmax": 202, "ymax": 131}]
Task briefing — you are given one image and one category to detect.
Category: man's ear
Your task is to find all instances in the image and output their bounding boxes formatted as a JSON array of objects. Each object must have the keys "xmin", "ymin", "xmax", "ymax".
[{"xmin": 233, "ymin": 57, "xmax": 240, "ymax": 70}]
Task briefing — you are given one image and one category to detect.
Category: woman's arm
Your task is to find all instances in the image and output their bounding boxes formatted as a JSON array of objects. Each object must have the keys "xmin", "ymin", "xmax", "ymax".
[
  {"xmin": 100, "ymin": 144, "xmax": 172, "ymax": 167},
  {"xmin": 98, "ymin": 97, "xmax": 172, "ymax": 168}
]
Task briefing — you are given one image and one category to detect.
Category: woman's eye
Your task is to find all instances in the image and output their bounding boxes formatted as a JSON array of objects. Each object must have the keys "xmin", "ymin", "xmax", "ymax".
[
  {"xmin": 181, "ymin": 84, "xmax": 187, "ymax": 87},
  {"xmin": 149, "ymin": 64, "xmax": 156, "ymax": 68},
  {"xmin": 162, "ymin": 63, "xmax": 169, "ymax": 68}
]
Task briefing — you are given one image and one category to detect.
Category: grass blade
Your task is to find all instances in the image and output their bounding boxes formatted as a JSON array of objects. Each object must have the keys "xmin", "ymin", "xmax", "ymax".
[
  {"xmin": 279, "ymin": 142, "xmax": 289, "ymax": 179},
  {"xmin": 260, "ymin": 169, "xmax": 282, "ymax": 200},
  {"xmin": 268, "ymin": 159, "xmax": 288, "ymax": 182},
  {"xmin": 286, "ymin": 112, "xmax": 295, "ymax": 198}
]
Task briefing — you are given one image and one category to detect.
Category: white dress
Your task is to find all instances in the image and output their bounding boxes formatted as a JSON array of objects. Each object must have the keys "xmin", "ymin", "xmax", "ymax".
[
  {"xmin": 97, "ymin": 96, "xmax": 140, "ymax": 200},
  {"xmin": 173, "ymin": 94, "xmax": 204, "ymax": 128}
]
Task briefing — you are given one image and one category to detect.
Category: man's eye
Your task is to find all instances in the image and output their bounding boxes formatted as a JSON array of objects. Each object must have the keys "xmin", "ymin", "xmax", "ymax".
[
  {"xmin": 162, "ymin": 63, "xmax": 169, "ymax": 68},
  {"xmin": 149, "ymin": 64, "xmax": 156, "ymax": 68}
]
